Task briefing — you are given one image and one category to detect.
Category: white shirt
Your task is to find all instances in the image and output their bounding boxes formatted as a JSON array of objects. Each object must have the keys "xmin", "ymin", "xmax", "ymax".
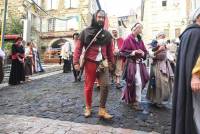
[
  {"xmin": 0, "ymin": 48, "xmax": 5, "ymax": 59},
  {"xmin": 61, "ymin": 42, "xmax": 72, "ymax": 59}
]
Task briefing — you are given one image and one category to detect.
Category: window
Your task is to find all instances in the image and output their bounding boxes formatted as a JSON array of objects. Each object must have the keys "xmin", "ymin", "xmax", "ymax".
[
  {"xmin": 64, "ymin": 0, "xmax": 79, "ymax": 8},
  {"xmin": 67, "ymin": 16, "xmax": 79, "ymax": 30},
  {"xmin": 55, "ymin": 19, "xmax": 67, "ymax": 31},
  {"xmin": 175, "ymin": 28, "xmax": 181, "ymax": 38},
  {"xmin": 162, "ymin": 1, "xmax": 167, "ymax": 7},
  {"xmin": 41, "ymin": 19, "xmax": 48, "ymax": 32},
  {"xmin": 48, "ymin": 18, "xmax": 55, "ymax": 32},
  {"xmin": 47, "ymin": 0, "xmax": 59, "ymax": 10},
  {"xmin": 32, "ymin": 15, "xmax": 40, "ymax": 31}
]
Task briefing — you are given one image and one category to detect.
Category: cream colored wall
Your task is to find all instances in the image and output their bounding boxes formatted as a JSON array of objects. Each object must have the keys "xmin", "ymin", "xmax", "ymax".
[
  {"xmin": 192, "ymin": 0, "xmax": 200, "ymax": 9},
  {"xmin": 142, "ymin": 0, "xmax": 188, "ymax": 43}
]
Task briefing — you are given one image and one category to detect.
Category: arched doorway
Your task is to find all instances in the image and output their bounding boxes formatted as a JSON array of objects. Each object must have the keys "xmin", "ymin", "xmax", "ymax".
[
  {"xmin": 44, "ymin": 38, "xmax": 69, "ymax": 63},
  {"xmin": 51, "ymin": 38, "xmax": 68, "ymax": 49}
]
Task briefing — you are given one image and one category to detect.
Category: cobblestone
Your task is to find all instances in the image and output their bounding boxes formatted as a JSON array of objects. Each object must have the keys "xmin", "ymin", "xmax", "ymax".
[{"xmin": 0, "ymin": 72, "xmax": 171, "ymax": 134}]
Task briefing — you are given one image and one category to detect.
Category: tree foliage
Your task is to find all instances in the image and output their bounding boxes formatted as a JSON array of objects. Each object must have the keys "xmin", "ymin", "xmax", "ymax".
[{"xmin": 5, "ymin": 15, "xmax": 23, "ymax": 34}]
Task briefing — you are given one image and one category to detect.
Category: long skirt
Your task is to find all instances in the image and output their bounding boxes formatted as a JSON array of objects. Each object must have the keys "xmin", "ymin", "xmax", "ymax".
[
  {"xmin": 9, "ymin": 60, "xmax": 25, "ymax": 85},
  {"xmin": 63, "ymin": 59, "xmax": 71, "ymax": 73},
  {"xmin": 121, "ymin": 62, "xmax": 143, "ymax": 104},
  {"xmin": 25, "ymin": 58, "xmax": 32, "ymax": 76},
  {"xmin": 147, "ymin": 63, "xmax": 173, "ymax": 104}
]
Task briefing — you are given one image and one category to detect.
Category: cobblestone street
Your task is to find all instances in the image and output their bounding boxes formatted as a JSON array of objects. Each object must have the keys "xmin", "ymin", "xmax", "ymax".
[{"xmin": 0, "ymin": 72, "xmax": 171, "ymax": 134}]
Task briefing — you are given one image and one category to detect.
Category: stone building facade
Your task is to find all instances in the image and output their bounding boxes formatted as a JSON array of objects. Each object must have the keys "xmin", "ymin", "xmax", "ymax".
[
  {"xmin": 142, "ymin": 0, "xmax": 200, "ymax": 43},
  {"xmin": 0, "ymin": 0, "xmax": 25, "ymax": 22},
  {"xmin": 142, "ymin": 0, "xmax": 188, "ymax": 43},
  {"xmin": 1, "ymin": 0, "xmax": 98, "ymax": 62}
]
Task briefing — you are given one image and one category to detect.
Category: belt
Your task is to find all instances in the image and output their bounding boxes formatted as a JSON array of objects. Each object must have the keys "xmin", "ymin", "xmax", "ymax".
[{"xmin": 128, "ymin": 58, "xmax": 144, "ymax": 64}]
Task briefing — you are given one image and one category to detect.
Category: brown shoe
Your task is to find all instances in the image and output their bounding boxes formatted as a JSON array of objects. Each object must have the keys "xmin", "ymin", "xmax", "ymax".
[
  {"xmin": 98, "ymin": 107, "xmax": 113, "ymax": 119},
  {"xmin": 84, "ymin": 107, "xmax": 91, "ymax": 118},
  {"xmin": 133, "ymin": 102, "xmax": 143, "ymax": 111}
]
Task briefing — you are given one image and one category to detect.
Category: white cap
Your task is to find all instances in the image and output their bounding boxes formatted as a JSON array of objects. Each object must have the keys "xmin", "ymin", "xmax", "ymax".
[
  {"xmin": 190, "ymin": 7, "xmax": 200, "ymax": 22},
  {"xmin": 156, "ymin": 31, "xmax": 165, "ymax": 38}
]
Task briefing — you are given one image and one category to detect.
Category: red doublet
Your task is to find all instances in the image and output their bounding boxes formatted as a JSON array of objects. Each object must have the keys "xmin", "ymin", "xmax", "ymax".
[{"xmin": 73, "ymin": 40, "xmax": 114, "ymax": 107}]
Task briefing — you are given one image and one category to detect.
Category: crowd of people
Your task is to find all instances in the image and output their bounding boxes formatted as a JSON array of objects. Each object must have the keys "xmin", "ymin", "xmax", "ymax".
[
  {"xmin": 8, "ymin": 37, "xmax": 44, "ymax": 85},
  {"xmin": 0, "ymin": 7, "xmax": 199, "ymax": 134},
  {"xmin": 69, "ymin": 10, "xmax": 176, "ymax": 119},
  {"xmin": 71, "ymin": 8, "xmax": 200, "ymax": 134}
]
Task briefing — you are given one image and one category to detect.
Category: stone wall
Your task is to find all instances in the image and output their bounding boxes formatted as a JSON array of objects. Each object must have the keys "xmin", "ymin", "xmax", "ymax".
[
  {"xmin": 0, "ymin": 0, "xmax": 97, "ymax": 62},
  {"xmin": 38, "ymin": 0, "xmax": 94, "ymax": 48},
  {"xmin": 0, "ymin": 0, "xmax": 25, "ymax": 22}
]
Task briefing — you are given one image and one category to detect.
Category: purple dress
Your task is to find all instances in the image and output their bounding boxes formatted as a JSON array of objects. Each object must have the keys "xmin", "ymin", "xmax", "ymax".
[{"xmin": 120, "ymin": 34, "xmax": 149, "ymax": 104}]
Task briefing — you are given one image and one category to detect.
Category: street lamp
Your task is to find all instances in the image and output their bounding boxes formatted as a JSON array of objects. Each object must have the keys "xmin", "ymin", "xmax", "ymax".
[{"xmin": 0, "ymin": 0, "xmax": 8, "ymax": 50}]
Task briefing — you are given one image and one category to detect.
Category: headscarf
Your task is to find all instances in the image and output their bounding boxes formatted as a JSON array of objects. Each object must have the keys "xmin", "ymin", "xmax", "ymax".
[
  {"xmin": 156, "ymin": 31, "xmax": 165, "ymax": 39},
  {"xmin": 190, "ymin": 7, "xmax": 200, "ymax": 23},
  {"xmin": 79, "ymin": 10, "xmax": 112, "ymax": 47},
  {"xmin": 131, "ymin": 22, "xmax": 143, "ymax": 42},
  {"xmin": 111, "ymin": 28, "xmax": 119, "ymax": 39}
]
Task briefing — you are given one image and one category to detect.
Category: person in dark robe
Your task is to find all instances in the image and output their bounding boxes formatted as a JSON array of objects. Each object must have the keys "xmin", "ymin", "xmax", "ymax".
[
  {"xmin": 9, "ymin": 37, "xmax": 25, "ymax": 85},
  {"xmin": 171, "ymin": 7, "xmax": 200, "ymax": 134},
  {"xmin": 120, "ymin": 23, "xmax": 149, "ymax": 111}
]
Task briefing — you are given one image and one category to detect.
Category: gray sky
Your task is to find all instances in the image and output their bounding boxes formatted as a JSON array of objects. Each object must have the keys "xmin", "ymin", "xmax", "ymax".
[{"xmin": 99, "ymin": 0, "xmax": 141, "ymax": 16}]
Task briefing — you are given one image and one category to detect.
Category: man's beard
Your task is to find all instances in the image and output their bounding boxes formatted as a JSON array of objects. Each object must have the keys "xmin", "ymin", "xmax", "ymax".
[{"xmin": 97, "ymin": 21, "xmax": 104, "ymax": 28}]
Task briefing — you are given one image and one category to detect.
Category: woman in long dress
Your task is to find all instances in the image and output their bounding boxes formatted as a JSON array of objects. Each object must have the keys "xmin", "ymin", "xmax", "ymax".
[
  {"xmin": 32, "ymin": 42, "xmax": 44, "ymax": 73},
  {"xmin": 9, "ymin": 37, "xmax": 25, "ymax": 85},
  {"xmin": 146, "ymin": 32, "xmax": 174, "ymax": 107}
]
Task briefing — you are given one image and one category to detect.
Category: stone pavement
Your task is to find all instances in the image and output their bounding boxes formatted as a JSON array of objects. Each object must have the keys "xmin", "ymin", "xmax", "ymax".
[
  {"xmin": 0, "ymin": 115, "xmax": 159, "ymax": 134},
  {"xmin": 0, "ymin": 72, "xmax": 171, "ymax": 134},
  {"xmin": 0, "ymin": 70, "xmax": 62, "ymax": 88},
  {"xmin": 2, "ymin": 63, "xmax": 62, "ymax": 84}
]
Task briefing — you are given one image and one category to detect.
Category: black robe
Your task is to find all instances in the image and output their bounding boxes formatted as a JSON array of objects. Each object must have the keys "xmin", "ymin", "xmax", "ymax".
[
  {"xmin": 9, "ymin": 44, "xmax": 25, "ymax": 85},
  {"xmin": 171, "ymin": 24, "xmax": 200, "ymax": 134}
]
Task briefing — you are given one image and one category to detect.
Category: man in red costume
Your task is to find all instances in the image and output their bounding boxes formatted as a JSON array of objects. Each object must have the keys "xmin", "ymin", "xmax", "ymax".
[
  {"xmin": 111, "ymin": 29, "xmax": 124, "ymax": 89},
  {"xmin": 73, "ymin": 10, "xmax": 114, "ymax": 119}
]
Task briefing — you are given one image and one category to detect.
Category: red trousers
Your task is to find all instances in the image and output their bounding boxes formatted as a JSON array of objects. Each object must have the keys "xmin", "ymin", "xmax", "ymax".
[
  {"xmin": 84, "ymin": 60, "xmax": 110, "ymax": 108},
  {"xmin": 84, "ymin": 61, "xmax": 97, "ymax": 107}
]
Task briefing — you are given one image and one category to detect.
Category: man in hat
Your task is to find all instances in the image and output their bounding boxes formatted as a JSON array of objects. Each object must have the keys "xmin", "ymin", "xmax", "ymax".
[
  {"xmin": 73, "ymin": 10, "xmax": 114, "ymax": 119},
  {"xmin": 171, "ymin": 7, "xmax": 200, "ymax": 134}
]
